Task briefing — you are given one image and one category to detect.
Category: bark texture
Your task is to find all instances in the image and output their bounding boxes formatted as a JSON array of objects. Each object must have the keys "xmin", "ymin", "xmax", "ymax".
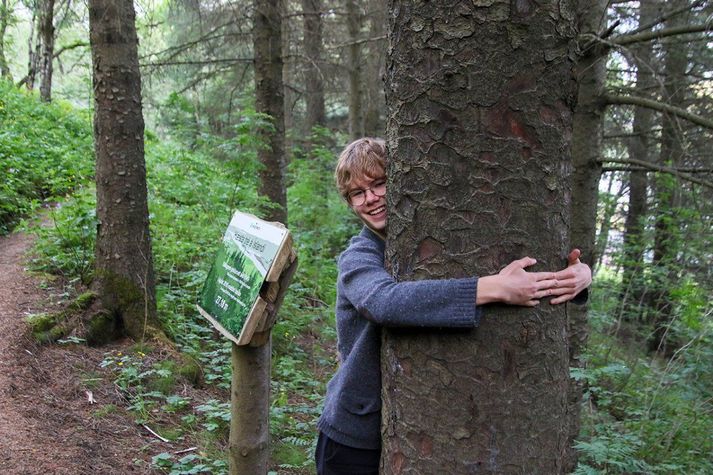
[
  {"xmin": 301, "ymin": 0, "xmax": 326, "ymax": 131},
  {"xmin": 382, "ymin": 1, "xmax": 578, "ymax": 473},
  {"xmin": 254, "ymin": 0, "xmax": 287, "ymax": 224},
  {"xmin": 39, "ymin": 0, "xmax": 55, "ymax": 102},
  {"xmin": 346, "ymin": 0, "xmax": 363, "ymax": 139},
  {"xmin": 89, "ymin": 0, "xmax": 159, "ymax": 342}
]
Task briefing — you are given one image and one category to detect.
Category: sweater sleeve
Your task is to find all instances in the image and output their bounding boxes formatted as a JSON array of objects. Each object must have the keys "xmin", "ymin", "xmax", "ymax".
[{"xmin": 338, "ymin": 235, "xmax": 481, "ymax": 328}]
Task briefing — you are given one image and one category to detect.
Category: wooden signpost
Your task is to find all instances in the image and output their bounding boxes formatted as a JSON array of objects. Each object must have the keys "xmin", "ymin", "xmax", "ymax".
[{"xmin": 198, "ymin": 211, "xmax": 297, "ymax": 474}]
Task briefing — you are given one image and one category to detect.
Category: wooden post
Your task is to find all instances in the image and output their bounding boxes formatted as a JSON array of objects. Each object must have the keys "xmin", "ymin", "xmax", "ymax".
[
  {"xmin": 229, "ymin": 339, "xmax": 271, "ymax": 474},
  {"xmin": 228, "ymin": 253, "xmax": 297, "ymax": 474}
]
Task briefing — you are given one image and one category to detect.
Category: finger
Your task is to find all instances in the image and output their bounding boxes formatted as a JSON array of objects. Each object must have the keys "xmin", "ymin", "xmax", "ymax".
[
  {"xmin": 531, "ymin": 271, "xmax": 557, "ymax": 281},
  {"xmin": 525, "ymin": 299, "xmax": 540, "ymax": 307},
  {"xmin": 554, "ymin": 268, "xmax": 577, "ymax": 280},
  {"xmin": 551, "ymin": 293, "xmax": 575, "ymax": 304},
  {"xmin": 567, "ymin": 249, "xmax": 581, "ymax": 265},
  {"xmin": 512, "ymin": 256, "xmax": 536, "ymax": 269}
]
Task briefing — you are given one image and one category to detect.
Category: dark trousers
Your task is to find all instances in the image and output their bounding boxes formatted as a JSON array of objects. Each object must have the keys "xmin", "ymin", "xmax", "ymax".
[{"xmin": 315, "ymin": 432, "xmax": 380, "ymax": 475}]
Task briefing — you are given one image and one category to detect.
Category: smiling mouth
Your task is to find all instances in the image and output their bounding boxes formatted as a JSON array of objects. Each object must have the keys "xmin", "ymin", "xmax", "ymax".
[{"xmin": 368, "ymin": 206, "xmax": 385, "ymax": 216}]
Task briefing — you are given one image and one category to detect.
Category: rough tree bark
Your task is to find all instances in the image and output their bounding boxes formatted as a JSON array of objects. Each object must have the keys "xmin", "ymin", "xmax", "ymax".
[
  {"xmin": 89, "ymin": 0, "xmax": 160, "ymax": 343},
  {"xmin": 346, "ymin": 0, "xmax": 363, "ymax": 139},
  {"xmin": 227, "ymin": 1, "xmax": 287, "ymax": 473},
  {"xmin": 39, "ymin": 0, "xmax": 55, "ymax": 102},
  {"xmin": 382, "ymin": 1, "xmax": 578, "ymax": 473},
  {"xmin": 301, "ymin": 0, "xmax": 326, "ymax": 132},
  {"xmin": 621, "ymin": 0, "xmax": 657, "ymax": 316},
  {"xmin": 649, "ymin": 0, "xmax": 689, "ymax": 354}
]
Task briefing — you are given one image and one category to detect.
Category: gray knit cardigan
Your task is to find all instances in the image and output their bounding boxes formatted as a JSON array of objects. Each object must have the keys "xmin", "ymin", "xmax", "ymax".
[{"xmin": 317, "ymin": 226, "xmax": 481, "ymax": 450}]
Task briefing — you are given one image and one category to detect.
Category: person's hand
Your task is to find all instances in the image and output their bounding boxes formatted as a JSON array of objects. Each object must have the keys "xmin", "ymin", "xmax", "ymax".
[
  {"xmin": 549, "ymin": 249, "xmax": 592, "ymax": 304},
  {"xmin": 493, "ymin": 257, "xmax": 560, "ymax": 307}
]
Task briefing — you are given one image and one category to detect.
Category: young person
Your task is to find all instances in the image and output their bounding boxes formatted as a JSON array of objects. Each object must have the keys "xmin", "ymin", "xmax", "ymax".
[{"xmin": 315, "ymin": 137, "xmax": 591, "ymax": 474}]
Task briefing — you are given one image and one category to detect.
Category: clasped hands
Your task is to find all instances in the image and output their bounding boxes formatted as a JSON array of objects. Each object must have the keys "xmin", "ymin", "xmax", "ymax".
[{"xmin": 477, "ymin": 249, "xmax": 592, "ymax": 307}]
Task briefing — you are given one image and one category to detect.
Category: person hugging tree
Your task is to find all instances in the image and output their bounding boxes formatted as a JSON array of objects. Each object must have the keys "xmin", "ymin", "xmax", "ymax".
[{"xmin": 315, "ymin": 137, "xmax": 591, "ymax": 475}]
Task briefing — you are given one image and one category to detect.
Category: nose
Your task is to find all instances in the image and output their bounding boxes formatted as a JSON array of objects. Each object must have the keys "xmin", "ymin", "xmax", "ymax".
[{"xmin": 364, "ymin": 188, "xmax": 380, "ymax": 204}]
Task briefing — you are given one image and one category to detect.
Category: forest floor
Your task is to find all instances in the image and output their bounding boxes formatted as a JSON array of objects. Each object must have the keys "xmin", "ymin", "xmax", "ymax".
[{"xmin": 0, "ymin": 229, "xmax": 169, "ymax": 474}]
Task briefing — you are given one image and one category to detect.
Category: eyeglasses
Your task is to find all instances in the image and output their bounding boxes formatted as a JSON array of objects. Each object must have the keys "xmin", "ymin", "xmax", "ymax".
[{"xmin": 346, "ymin": 179, "xmax": 386, "ymax": 206}]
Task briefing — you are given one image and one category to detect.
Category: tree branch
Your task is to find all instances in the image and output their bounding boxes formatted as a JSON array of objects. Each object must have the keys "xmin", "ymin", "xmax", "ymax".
[
  {"xmin": 622, "ymin": 0, "xmax": 707, "ymax": 37},
  {"xmin": 613, "ymin": 23, "xmax": 713, "ymax": 47},
  {"xmin": 599, "ymin": 158, "xmax": 713, "ymax": 190},
  {"xmin": 53, "ymin": 41, "xmax": 89, "ymax": 59},
  {"xmin": 603, "ymin": 93, "xmax": 713, "ymax": 130}
]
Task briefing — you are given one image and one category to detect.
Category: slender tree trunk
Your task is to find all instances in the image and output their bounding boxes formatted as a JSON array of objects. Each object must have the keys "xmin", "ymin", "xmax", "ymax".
[
  {"xmin": 382, "ymin": 1, "xmax": 578, "ymax": 472},
  {"xmin": 25, "ymin": 9, "xmax": 40, "ymax": 90},
  {"xmin": 301, "ymin": 0, "xmax": 325, "ymax": 132},
  {"xmin": 621, "ymin": 0, "xmax": 657, "ymax": 318},
  {"xmin": 565, "ymin": 2, "xmax": 607, "ymax": 469},
  {"xmin": 254, "ymin": 0, "xmax": 287, "ymax": 225},
  {"xmin": 89, "ymin": 0, "xmax": 160, "ymax": 344},
  {"xmin": 0, "ymin": 0, "xmax": 12, "ymax": 80},
  {"xmin": 649, "ymin": 0, "xmax": 689, "ymax": 354},
  {"xmin": 39, "ymin": 0, "xmax": 55, "ymax": 102},
  {"xmin": 228, "ymin": 1, "xmax": 286, "ymax": 472},
  {"xmin": 346, "ymin": 0, "xmax": 363, "ymax": 139},
  {"xmin": 363, "ymin": 0, "xmax": 385, "ymax": 137}
]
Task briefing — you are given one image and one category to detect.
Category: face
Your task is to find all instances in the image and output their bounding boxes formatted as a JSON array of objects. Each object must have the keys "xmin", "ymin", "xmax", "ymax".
[{"xmin": 347, "ymin": 174, "xmax": 387, "ymax": 232}]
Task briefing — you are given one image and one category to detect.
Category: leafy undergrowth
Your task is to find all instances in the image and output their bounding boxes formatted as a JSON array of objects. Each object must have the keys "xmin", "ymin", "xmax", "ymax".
[
  {"xmin": 573, "ymin": 277, "xmax": 713, "ymax": 474},
  {"xmin": 0, "ymin": 79, "xmax": 93, "ymax": 235},
  {"xmin": 28, "ymin": 124, "xmax": 352, "ymax": 474}
]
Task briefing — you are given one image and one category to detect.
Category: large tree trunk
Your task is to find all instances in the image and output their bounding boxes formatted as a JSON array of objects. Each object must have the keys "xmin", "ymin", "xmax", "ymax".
[
  {"xmin": 346, "ymin": 0, "xmax": 363, "ymax": 139},
  {"xmin": 228, "ymin": 1, "xmax": 286, "ymax": 473},
  {"xmin": 649, "ymin": 0, "xmax": 689, "ymax": 354},
  {"xmin": 301, "ymin": 0, "xmax": 326, "ymax": 132},
  {"xmin": 363, "ymin": 0, "xmax": 385, "ymax": 137},
  {"xmin": 0, "ymin": 0, "xmax": 12, "ymax": 80},
  {"xmin": 382, "ymin": 1, "xmax": 578, "ymax": 472},
  {"xmin": 621, "ymin": 0, "xmax": 657, "ymax": 317},
  {"xmin": 39, "ymin": 0, "xmax": 55, "ymax": 102},
  {"xmin": 89, "ymin": 0, "xmax": 160, "ymax": 343}
]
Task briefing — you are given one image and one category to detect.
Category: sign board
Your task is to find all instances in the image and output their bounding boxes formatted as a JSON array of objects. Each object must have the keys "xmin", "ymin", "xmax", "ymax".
[{"xmin": 197, "ymin": 211, "xmax": 293, "ymax": 345}]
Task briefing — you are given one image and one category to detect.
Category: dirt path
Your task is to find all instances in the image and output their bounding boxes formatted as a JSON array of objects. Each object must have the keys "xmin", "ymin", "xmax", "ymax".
[{"xmin": 0, "ymin": 231, "xmax": 163, "ymax": 474}]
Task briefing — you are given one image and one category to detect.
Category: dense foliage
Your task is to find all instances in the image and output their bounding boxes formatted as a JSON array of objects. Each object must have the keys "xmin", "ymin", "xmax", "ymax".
[{"xmin": 0, "ymin": 79, "xmax": 93, "ymax": 234}]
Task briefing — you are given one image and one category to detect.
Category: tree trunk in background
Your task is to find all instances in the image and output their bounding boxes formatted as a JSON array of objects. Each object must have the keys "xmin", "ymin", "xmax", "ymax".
[
  {"xmin": 565, "ymin": 1, "xmax": 607, "ymax": 469},
  {"xmin": 39, "ymin": 0, "xmax": 55, "ymax": 102},
  {"xmin": 301, "ymin": 0, "xmax": 326, "ymax": 132},
  {"xmin": 89, "ymin": 0, "xmax": 160, "ymax": 344},
  {"xmin": 228, "ymin": 1, "xmax": 286, "ymax": 473},
  {"xmin": 363, "ymin": 0, "xmax": 385, "ymax": 137},
  {"xmin": 621, "ymin": 0, "xmax": 657, "ymax": 317},
  {"xmin": 346, "ymin": 0, "xmax": 363, "ymax": 139},
  {"xmin": 254, "ymin": 0, "xmax": 287, "ymax": 225},
  {"xmin": 0, "ymin": 0, "xmax": 12, "ymax": 80},
  {"xmin": 25, "ymin": 8, "xmax": 41, "ymax": 90},
  {"xmin": 382, "ymin": 1, "xmax": 577, "ymax": 472},
  {"xmin": 649, "ymin": 0, "xmax": 688, "ymax": 354}
]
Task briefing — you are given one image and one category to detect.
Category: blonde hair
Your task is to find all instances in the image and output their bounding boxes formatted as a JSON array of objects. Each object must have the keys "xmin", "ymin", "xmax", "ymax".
[{"xmin": 335, "ymin": 137, "xmax": 386, "ymax": 199}]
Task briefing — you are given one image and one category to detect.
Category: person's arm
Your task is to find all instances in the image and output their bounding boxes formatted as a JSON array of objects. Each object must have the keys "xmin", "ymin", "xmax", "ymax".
[{"xmin": 339, "ymin": 239, "xmax": 564, "ymax": 328}]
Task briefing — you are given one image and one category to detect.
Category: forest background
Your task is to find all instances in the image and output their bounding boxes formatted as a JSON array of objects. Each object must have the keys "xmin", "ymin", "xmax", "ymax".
[{"xmin": 0, "ymin": 0, "xmax": 712, "ymax": 473}]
